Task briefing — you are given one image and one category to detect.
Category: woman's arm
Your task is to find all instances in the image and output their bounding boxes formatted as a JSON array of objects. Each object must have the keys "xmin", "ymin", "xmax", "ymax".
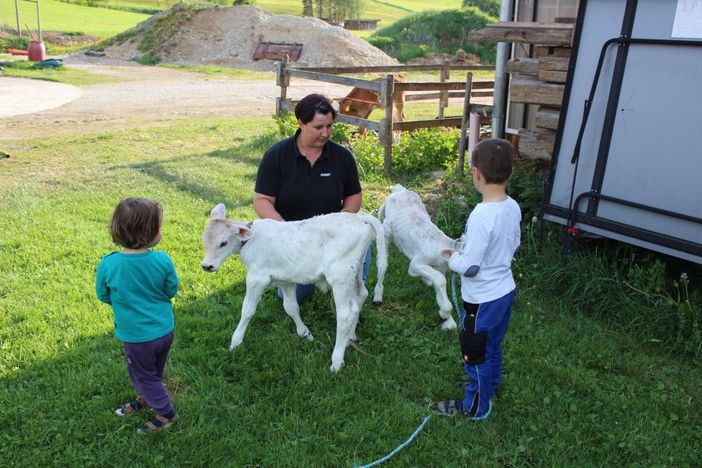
[
  {"xmin": 253, "ymin": 192, "xmax": 284, "ymax": 221},
  {"xmin": 341, "ymin": 192, "xmax": 362, "ymax": 213}
]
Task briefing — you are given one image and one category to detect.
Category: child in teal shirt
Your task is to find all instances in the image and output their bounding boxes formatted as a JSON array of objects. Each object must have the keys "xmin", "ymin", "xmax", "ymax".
[{"xmin": 96, "ymin": 197, "xmax": 179, "ymax": 433}]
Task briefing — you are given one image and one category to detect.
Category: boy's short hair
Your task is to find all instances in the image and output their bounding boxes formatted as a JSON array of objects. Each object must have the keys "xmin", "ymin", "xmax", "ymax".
[
  {"xmin": 109, "ymin": 198, "xmax": 162, "ymax": 249},
  {"xmin": 471, "ymin": 138, "xmax": 515, "ymax": 184}
]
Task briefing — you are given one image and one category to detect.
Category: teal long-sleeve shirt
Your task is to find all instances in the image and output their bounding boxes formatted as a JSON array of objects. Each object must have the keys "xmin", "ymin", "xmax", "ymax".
[{"xmin": 96, "ymin": 250, "xmax": 179, "ymax": 343}]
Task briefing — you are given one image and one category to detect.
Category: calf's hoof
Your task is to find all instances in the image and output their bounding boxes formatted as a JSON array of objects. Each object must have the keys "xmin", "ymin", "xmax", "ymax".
[
  {"xmin": 372, "ymin": 300, "xmax": 382, "ymax": 307},
  {"xmin": 229, "ymin": 338, "xmax": 243, "ymax": 350},
  {"xmin": 440, "ymin": 318, "xmax": 458, "ymax": 330},
  {"xmin": 329, "ymin": 361, "xmax": 345, "ymax": 372}
]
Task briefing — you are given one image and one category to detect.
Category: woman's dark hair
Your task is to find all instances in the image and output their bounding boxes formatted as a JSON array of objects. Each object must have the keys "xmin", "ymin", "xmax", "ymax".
[
  {"xmin": 294, "ymin": 94, "xmax": 336, "ymax": 124},
  {"xmin": 109, "ymin": 198, "xmax": 163, "ymax": 249},
  {"xmin": 471, "ymin": 138, "xmax": 515, "ymax": 184}
]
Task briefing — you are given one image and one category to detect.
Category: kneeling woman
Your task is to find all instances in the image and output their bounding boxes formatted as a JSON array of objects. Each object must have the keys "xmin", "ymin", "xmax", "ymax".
[{"xmin": 253, "ymin": 93, "xmax": 370, "ymax": 302}]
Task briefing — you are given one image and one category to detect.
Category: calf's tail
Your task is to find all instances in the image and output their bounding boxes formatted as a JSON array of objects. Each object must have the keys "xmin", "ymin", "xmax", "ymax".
[
  {"xmin": 359, "ymin": 214, "xmax": 387, "ymax": 304},
  {"xmin": 377, "ymin": 202, "xmax": 386, "ymax": 223}
]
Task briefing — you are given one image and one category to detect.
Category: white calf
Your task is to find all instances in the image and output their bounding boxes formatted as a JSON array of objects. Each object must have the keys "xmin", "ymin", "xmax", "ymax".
[
  {"xmin": 378, "ymin": 184, "xmax": 458, "ymax": 329},
  {"xmin": 201, "ymin": 204, "xmax": 387, "ymax": 371}
]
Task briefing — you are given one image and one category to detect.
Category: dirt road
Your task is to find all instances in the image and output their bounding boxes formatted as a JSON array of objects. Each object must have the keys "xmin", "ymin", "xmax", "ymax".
[{"xmin": 0, "ymin": 57, "xmax": 350, "ymax": 140}]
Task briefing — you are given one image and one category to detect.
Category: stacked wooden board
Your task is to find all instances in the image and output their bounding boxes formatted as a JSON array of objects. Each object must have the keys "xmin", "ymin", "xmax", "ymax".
[{"xmin": 469, "ymin": 21, "xmax": 575, "ymax": 160}]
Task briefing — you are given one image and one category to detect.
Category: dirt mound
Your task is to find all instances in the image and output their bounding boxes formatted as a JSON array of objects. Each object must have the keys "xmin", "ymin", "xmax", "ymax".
[{"xmin": 96, "ymin": 5, "xmax": 398, "ymax": 70}]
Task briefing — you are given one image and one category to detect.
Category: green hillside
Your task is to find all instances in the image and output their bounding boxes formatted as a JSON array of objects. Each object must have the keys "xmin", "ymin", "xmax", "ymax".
[
  {"xmin": 1, "ymin": 0, "xmax": 491, "ymax": 61},
  {"xmin": 369, "ymin": 8, "xmax": 496, "ymax": 62},
  {"xmin": 1, "ymin": 0, "xmax": 464, "ymax": 39},
  {"xmin": 0, "ymin": 0, "xmax": 150, "ymax": 38}
]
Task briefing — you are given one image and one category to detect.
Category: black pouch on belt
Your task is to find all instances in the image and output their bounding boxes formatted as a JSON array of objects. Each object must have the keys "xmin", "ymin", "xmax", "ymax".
[{"xmin": 460, "ymin": 302, "xmax": 487, "ymax": 365}]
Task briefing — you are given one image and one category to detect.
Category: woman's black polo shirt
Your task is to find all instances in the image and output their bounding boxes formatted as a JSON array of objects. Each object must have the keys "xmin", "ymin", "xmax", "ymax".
[{"xmin": 254, "ymin": 130, "xmax": 362, "ymax": 221}]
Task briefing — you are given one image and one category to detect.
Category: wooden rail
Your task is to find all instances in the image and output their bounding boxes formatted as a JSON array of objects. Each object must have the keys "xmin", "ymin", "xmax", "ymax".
[{"xmin": 276, "ymin": 57, "xmax": 495, "ymax": 173}]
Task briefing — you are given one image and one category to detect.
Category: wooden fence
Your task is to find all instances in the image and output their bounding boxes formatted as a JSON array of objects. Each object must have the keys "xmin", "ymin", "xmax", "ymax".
[{"xmin": 276, "ymin": 58, "xmax": 495, "ymax": 173}]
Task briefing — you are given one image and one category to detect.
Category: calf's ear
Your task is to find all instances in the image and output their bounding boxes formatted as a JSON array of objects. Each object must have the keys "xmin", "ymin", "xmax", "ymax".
[
  {"xmin": 223, "ymin": 221, "xmax": 252, "ymax": 242},
  {"xmin": 236, "ymin": 225, "xmax": 253, "ymax": 242},
  {"xmin": 210, "ymin": 203, "xmax": 226, "ymax": 220}
]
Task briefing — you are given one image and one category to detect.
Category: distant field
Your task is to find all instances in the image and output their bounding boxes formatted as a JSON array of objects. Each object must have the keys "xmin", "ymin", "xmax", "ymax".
[
  {"xmin": 255, "ymin": 0, "xmax": 464, "ymax": 28},
  {"xmin": 0, "ymin": 0, "xmax": 463, "ymax": 39},
  {"xmin": 0, "ymin": 0, "xmax": 462, "ymax": 39},
  {"xmin": 0, "ymin": 0, "xmax": 150, "ymax": 38}
]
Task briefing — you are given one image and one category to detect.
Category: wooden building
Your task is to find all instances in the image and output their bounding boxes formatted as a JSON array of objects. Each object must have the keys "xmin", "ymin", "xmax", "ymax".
[
  {"xmin": 344, "ymin": 19, "xmax": 380, "ymax": 30},
  {"xmin": 470, "ymin": 0, "xmax": 580, "ymax": 160}
]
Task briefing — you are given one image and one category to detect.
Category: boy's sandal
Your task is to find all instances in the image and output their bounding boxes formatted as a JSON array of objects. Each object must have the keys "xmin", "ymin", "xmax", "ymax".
[
  {"xmin": 436, "ymin": 399, "xmax": 465, "ymax": 416},
  {"xmin": 114, "ymin": 396, "xmax": 149, "ymax": 417},
  {"xmin": 137, "ymin": 413, "xmax": 178, "ymax": 434},
  {"xmin": 436, "ymin": 399, "xmax": 492, "ymax": 420}
]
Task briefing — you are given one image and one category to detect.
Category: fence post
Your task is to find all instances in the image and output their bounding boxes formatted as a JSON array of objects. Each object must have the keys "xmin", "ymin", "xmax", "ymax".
[
  {"xmin": 438, "ymin": 60, "xmax": 450, "ymax": 119},
  {"xmin": 379, "ymin": 74, "xmax": 395, "ymax": 174},
  {"xmin": 457, "ymin": 72, "xmax": 473, "ymax": 177},
  {"xmin": 276, "ymin": 55, "xmax": 289, "ymax": 116}
]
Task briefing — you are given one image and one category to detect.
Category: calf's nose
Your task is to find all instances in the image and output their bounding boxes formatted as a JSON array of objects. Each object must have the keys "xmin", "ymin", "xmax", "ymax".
[{"xmin": 201, "ymin": 263, "xmax": 216, "ymax": 272}]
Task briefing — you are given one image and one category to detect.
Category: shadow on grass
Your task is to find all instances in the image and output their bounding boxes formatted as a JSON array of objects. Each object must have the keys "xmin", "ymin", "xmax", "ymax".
[
  {"xmin": 0, "ymin": 278, "xmax": 310, "ymax": 464},
  {"xmin": 109, "ymin": 135, "xmax": 277, "ymax": 211},
  {"xmin": 0, "ymin": 272, "xmax": 425, "ymax": 465}
]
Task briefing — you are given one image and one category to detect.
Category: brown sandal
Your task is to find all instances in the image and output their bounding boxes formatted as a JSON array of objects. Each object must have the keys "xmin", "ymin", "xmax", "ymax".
[
  {"xmin": 114, "ymin": 396, "xmax": 149, "ymax": 417},
  {"xmin": 137, "ymin": 413, "xmax": 178, "ymax": 434}
]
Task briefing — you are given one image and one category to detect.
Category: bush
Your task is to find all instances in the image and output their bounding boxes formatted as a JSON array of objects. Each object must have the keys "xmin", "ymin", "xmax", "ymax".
[
  {"xmin": 462, "ymin": 0, "xmax": 500, "ymax": 17},
  {"xmin": 0, "ymin": 36, "xmax": 29, "ymax": 52},
  {"xmin": 135, "ymin": 54, "xmax": 161, "ymax": 65},
  {"xmin": 273, "ymin": 111, "xmax": 297, "ymax": 137},
  {"xmin": 350, "ymin": 135, "xmax": 385, "ymax": 177},
  {"xmin": 508, "ymin": 159, "xmax": 548, "ymax": 222},
  {"xmin": 393, "ymin": 127, "xmax": 459, "ymax": 174},
  {"xmin": 369, "ymin": 9, "xmax": 496, "ymax": 64}
]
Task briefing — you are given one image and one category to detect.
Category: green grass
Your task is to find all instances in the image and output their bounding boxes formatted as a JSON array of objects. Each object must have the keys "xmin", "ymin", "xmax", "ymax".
[
  {"xmin": 1, "ymin": 0, "xmax": 463, "ymax": 40},
  {"xmin": 255, "ymin": 0, "xmax": 466, "ymax": 30},
  {"xmin": 0, "ymin": 60, "xmax": 121, "ymax": 85},
  {"xmin": 0, "ymin": 0, "xmax": 151, "ymax": 39},
  {"xmin": 160, "ymin": 63, "xmax": 274, "ymax": 80},
  {"xmin": 0, "ymin": 61, "xmax": 270, "ymax": 85},
  {"xmin": 0, "ymin": 117, "xmax": 700, "ymax": 465}
]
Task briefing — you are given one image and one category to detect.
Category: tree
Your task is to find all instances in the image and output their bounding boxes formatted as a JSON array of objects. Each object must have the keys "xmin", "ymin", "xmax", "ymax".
[
  {"xmin": 302, "ymin": 0, "xmax": 313, "ymax": 16},
  {"xmin": 462, "ymin": 0, "xmax": 500, "ymax": 17},
  {"xmin": 303, "ymin": 0, "xmax": 363, "ymax": 22}
]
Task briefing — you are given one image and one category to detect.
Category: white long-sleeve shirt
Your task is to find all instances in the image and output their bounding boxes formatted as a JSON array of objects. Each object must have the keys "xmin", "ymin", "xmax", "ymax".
[{"xmin": 448, "ymin": 196, "xmax": 521, "ymax": 304}]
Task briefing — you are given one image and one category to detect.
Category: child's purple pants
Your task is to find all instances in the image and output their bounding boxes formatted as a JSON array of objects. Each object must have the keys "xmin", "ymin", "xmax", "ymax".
[{"xmin": 123, "ymin": 331, "xmax": 174, "ymax": 416}]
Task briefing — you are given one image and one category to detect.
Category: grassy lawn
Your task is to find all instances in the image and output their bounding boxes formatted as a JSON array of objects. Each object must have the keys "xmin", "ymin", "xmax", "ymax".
[
  {"xmin": 0, "ymin": 60, "xmax": 121, "ymax": 85},
  {"xmin": 1, "ymin": 0, "xmax": 463, "ymax": 39},
  {"xmin": 0, "ymin": 117, "xmax": 700, "ymax": 465},
  {"xmin": 0, "ymin": 0, "xmax": 150, "ymax": 38},
  {"xmin": 256, "ymin": 0, "xmax": 464, "ymax": 28}
]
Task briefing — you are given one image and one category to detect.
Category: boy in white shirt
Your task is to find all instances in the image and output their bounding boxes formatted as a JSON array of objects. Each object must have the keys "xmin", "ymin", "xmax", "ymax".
[{"xmin": 437, "ymin": 138, "xmax": 521, "ymax": 420}]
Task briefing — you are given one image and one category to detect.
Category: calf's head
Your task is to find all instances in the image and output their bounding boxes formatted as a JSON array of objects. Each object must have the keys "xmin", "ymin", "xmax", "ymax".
[{"xmin": 201, "ymin": 203, "xmax": 252, "ymax": 272}]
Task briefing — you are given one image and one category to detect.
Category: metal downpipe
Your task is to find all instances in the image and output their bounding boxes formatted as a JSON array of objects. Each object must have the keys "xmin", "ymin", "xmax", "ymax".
[{"xmin": 491, "ymin": 0, "xmax": 514, "ymax": 138}]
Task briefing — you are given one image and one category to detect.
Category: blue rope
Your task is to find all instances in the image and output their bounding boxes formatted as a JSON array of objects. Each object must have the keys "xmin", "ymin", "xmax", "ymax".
[
  {"xmin": 355, "ymin": 415, "xmax": 432, "ymax": 468},
  {"xmin": 450, "ymin": 272, "xmax": 464, "ymax": 331}
]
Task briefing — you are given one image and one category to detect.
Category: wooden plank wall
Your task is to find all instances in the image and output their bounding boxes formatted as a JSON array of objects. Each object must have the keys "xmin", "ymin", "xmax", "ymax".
[
  {"xmin": 509, "ymin": 45, "xmax": 570, "ymax": 160},
  {"xmin": 470, "ymin": 22, "xmax": 575, "ymax": 160}
]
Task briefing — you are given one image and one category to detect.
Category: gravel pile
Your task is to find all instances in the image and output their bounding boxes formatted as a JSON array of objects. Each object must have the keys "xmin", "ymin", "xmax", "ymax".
[{"xmin": 100, "ymin": 5, "xmax": 398, "ymax": 70}]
